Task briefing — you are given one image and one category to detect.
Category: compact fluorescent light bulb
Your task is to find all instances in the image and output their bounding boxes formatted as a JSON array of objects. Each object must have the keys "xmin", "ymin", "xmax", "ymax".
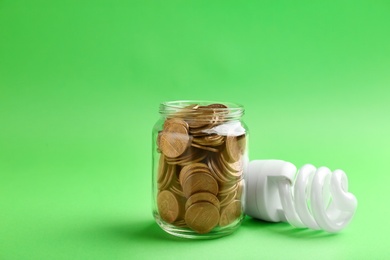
[{"xmin": 245, "ymin": 160, "xmax": 358, "ymax": 233}]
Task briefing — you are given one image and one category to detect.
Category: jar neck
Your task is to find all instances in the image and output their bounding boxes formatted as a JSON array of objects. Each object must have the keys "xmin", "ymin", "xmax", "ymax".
[{"xmin": 159, "ymin": 100, "xmax": 244, "ymax": 121}]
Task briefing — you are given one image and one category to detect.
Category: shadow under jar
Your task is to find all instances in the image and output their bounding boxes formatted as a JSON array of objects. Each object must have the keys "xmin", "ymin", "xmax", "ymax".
[{"xmin": 152, "ymin": 101, "xmax": 248, "ymax": 239}]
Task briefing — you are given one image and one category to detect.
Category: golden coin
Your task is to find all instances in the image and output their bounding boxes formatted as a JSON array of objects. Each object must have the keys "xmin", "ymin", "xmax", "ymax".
[
  {"xmin": 191, "ymin": 143, "xmax": 219, "ymax": 153},
  {"xmin": 158, "ymin": 164, "xmax": 175, "ymax": 190},
  {"xmin": 166, "ymin": 147, "xmax": 207, "ymax": 166},
  {"xmin": 236, "ymin": 179, "xmax": 245, "ymax": 200},
  {"xmin": 208, "ymin": 158, "xmax": 230, "ymax": 184},
  {"xmin": 198, "ymin": 103, "xmax": 227, "ymax": 118},
  {"xmin": 172, "ymin": 104, "xmax": 200, "ymax": 119},
  {"xmin": 221, "ymin": 151, "xmax": 243, "ymax": 173},
  {"xmin": 208, "ymin": 155, "xmax": 233, "ymax": 183},
  {"xmin": 164, "ymin": 118, "xmax": 189, "ymax": 131},
  {"xmin": 187, "ymin": 105, "xmax": 221, "ymax": 129},
  {"xmin": 169, "ymin": 178, "xmax": 185, "ymax": 198},
  {"xmin": 160, "ymin": 124, "xmax": 190, "ymax": 158},
  {"xmin": 157, "ymin": 154, "xmax": 167, "ymax": 183},
  {"xmin": 193, "ymin": 134, "xmax": 225, "ymax": 147},
  {"xmin": 176, "ymin": 152, "xmax": 207, "ymax": 167},
  {"xmin": 219, "ymin": 182, "xmax": 238, "ymax": 196},
  {"xmin": 186, "ymin": 115, "xmax": 209, "ymax": 129},
  {"xmin": 185, "ymin": 202, "xmax": 220, "ymax": 234},
  {"xmin": 176, "ymin": 194, "xmax": 187, "ymax": 221},
  {"xmin": 184, "ymin": 104, "xmax": 200, "ymax": 109},
  {"xmin": 179, "ymin": 163, "xmax": 210, "ymax": 186},
  {"xmin": 204, "ymin": 104, "xmax": 229, "ymax": 124},
  {"xmin": 157, "ymin": 190, "xmax": 180, "ymax": 224},
  {"xmin": 157, "ymin": 131, "xmax": 163, "ymax": 152},
  {"xmin": 218, "ymin": 153, "xmax": 243, "ymax": 179},
  {"xmin": 182, "ymin": 172, "xmax": 218, "ymax": 198},
  {"xmin": 189, "ymin": 125, "xmax": 212, "ymax": 136},
  {"xmin": 206, "ymin": 103, "xmax": 228, "ymax": 109},
  {"xmin": 172, "ymin": 219, "xmax": 187, "ymax": 227},
  {"xmin": 218, "ymin": 190, "xmax": 237, "ymax": 208},
  {"xmin": 219, "ymin": 200, "xmax": 242, "ymax": 227},
  {"xmin": 165, "ymin": 146, "xmax": 196, "ymax": 165},
  {"xmin": 225, "ymin": 135, "xmax": 246, "ymax": 162},
  {"xmin": 185, "ymin": 192, "xmax": 220, "ymax": 211},
  {"xmin": 188, "ymin": 118, "xmax": 210, "ymax": 129}
]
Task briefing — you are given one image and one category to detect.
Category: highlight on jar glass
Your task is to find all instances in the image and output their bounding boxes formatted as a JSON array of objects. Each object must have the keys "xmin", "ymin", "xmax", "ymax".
[{"xmin": 152, "ymin": 100, "xmax": 248, "ymax": 239}]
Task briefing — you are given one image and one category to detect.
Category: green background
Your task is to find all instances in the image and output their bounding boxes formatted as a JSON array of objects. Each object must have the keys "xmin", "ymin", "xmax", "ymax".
[{"xmin": 1, "ymin": 0, "xmax": 389, "ymax": 259}]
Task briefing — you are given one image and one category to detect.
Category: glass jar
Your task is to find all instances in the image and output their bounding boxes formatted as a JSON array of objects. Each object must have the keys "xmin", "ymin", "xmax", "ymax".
[{"xmin": 152, "ymin": 100, "xmax": 248, "ymax": 239}]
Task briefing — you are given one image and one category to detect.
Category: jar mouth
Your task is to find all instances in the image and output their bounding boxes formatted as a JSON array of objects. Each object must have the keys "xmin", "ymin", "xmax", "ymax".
[{"xmin": 160, "ymin": 100, "xmax": 244, "ymax": 119}]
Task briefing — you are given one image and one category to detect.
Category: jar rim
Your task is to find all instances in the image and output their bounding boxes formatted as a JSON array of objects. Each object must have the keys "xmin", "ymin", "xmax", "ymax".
[{"xmin": 160, "ymin": 100, "xmax": 244, "ymax": 114}]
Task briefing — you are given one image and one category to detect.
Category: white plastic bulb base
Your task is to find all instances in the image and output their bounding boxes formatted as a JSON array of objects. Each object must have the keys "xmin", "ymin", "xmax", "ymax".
[{"xmin": 245, "ymin": 160, "xmax": 357, "ymax": 233}]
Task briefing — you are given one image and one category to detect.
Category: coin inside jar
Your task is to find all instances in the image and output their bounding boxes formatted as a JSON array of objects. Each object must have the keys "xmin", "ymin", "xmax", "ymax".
[
  {"xmin": 157, "ymin": 154, "xmax": 167, "ymax": 183},
  {"xmin": 219, "ymin": 200, "xmax": 242, "ymax": 227},
  {"xmin": 159, "ymin": 123, "xmax": 190, "ymax": 158},
  {"xmin": 185, "ymin": 202, "xmax": 220, "ymax": 234},
  {"xmin": 225, "ymin": 135, "xmax": 246, "ymax": 162},
  {"xmin": 182, "ymin": 172, "xmax": 219, "ymax": 198},
  {"xmin": 185, "ymin": 192, "xmax": 220, "ymax": 211},
  {"xmin": 158, "ymin": 164, "xmax": 175, "ymax": 190},
  {"xmin": 157, "ymin": 190, "xmax": 180, "ymax": 224},
  {"xmin": 179, "ymin": 162, "xmax": 211, "ymax": 186},
  {"xmin": 163, "ymin": 118, "xmax": 189, "ymax": 130}
]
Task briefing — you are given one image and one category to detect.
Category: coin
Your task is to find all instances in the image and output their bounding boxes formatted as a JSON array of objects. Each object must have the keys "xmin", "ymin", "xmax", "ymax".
[
  {"xmin": 167, "ymin": 181, "xmax": 187, "ymax": 223},
  {"xmin": 206, "ymin": 103, "xmax": 228, "ymax": 109},
  {"xmin": 191, "ymin": 142, "xmax": 220, "ymax": 153},
  {"xmin": 164, "ymin": 118, "xmax": 189, "ymax": 131},
  {"xmin": 172, "ymin": 219, "xmax": 187, "ymax": 227},
  {"xmin": 182, "ymin": 105, "xmax": 211, "ymax": 129},
  {"xmin": 219, "ymin": 182, "xmax": 238, "ymax": 196},
  {"xmin": 218, "ymin": 190, "xmax": 237, "ymax": 208},
  {"xmin": 164, "ymin": 145, "xmax": 193, "ymax": 163},
  {"xmin": 221, "ymin": 150, "xmax": 243, "ymax": 173},
  {"xmin": 193, "ymin": 134, "xmax": 225, "ymax": 147},
  {"xmin": 204, "ymin": 104, "xmax": 228, "ymax": 125},
  {"xmin": 225, "ymin": 135, "xmax": 246, "ymax": 162},
  {"xmin": 157, "ymin": 131, "xmax": 163, "ymax": 152},
  {"xmin": 189, "ymin": 124, "xmax": 213, "ymax": 136},
  {"xmin": 157, "ymin": 154, "xmax": 167, "ymax": 183},
  {"xmin": 165, "ymin": 146, "xmax": 205, "ymax": 166},
  {"xmin": 179, "ymin": 163, "xmax": 210, "ymax": 186},
  {"xmin": 207, "ymin": 155, "xmax": 233, "ymax": 183},
  {"xmin": 185, "ymin": 192, "xmax": 220, "ymax": 211},
  {"xmin": 188, "ymin": 118, "xmax": 210, "ymax": 129},
  {"xmin": 219, "ymin": 200, "xmax": 242, "ymax": 227},
  {"xmin": 176, "ymin": 152, "xmax": 207, "ymax": 166},
  {"xmin": 182, "ymin": 172, "xmax": 218, "ymax": 198},
  {"xmin": 169, "ymin": 178, "xmax": 185, "ymax": 198},
  {"xmin": 185, "ymin": 202, "xmax": 220, "ymax": 234},
  {"xmin": 236, "ymin": 179, "xmax": 245, "ymax": 200},
  {"xmin": 160, "ymin": 124, "xmax": 190, "ymax": 158},
  {"xmin": 172, "ymin": 104, "xmax": 200, "ymax": 119},
  {"xmin": 158, "ymin": 164, "xmax": 175, "ymax": 190},
  {"xmin": 218, "ymin": 152, "xmax": 243, "ymax": 180},
  {"xmin": 157, "ymin": 190, "xmax": 180, "ymax": 223}
]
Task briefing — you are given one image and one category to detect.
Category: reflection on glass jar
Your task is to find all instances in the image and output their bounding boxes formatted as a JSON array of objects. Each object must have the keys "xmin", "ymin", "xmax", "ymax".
[{"xmin": 152, "ymin": 101, "xmax": 248, "ymax": 239}]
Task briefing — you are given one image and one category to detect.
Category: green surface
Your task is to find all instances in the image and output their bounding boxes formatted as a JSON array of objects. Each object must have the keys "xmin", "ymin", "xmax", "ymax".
[{"xmin": 1, "ymin": 1, "xmax": 389, "ymax": 259}]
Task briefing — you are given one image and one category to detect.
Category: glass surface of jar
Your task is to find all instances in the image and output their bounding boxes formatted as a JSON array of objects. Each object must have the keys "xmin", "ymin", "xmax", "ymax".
[{"xmin": 152, "ymin": 100, "xmax": 248, "ymax": 239}]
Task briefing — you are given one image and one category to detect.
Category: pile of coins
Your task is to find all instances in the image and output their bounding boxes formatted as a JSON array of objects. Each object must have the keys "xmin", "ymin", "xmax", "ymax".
[{"xmin": 156, "ymin": 103, "xmax": 246, "ymax": 234}]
